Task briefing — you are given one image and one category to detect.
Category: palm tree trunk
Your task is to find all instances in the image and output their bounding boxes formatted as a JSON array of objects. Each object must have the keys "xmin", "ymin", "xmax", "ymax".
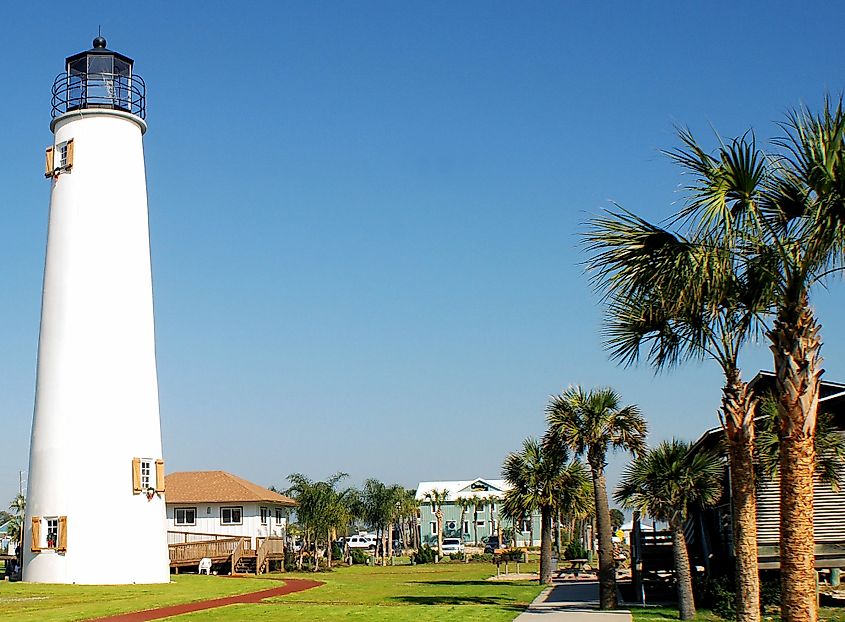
[
  {"xmin": 474, "ymin": 509, "xmax": 479, "ymax": 546},
  {"xmin": 529, "ymin": 516, "xmax": 535, "ymax": 547},
  {"xmin": 670, "ymin": 518, "xmax": 696, "ymax": 620},
  {"xmin": 540, "ymin": 505, "xmax": 553, "ymax": 584},
  {"xmin": 770, "ymin": 303, "xmax": 821, "ymax": 622},
  {"xmin": 723, "ymin": 371, "xmax": 760, "ymax": 622},
  {"xmin": 590, "ymin": 461, "xmax": 618, "ymax": 609},
  {"xmin": 436, "ymin": 508, "xmax": 444, "ymax": 557},
  {"xmin": 327, "ymin": 527, "xmax": 332, "ymax": 569}
]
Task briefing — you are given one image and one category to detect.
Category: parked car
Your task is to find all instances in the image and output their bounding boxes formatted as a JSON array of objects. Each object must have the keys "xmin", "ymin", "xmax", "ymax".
[
  {"xmin": 441, "ymin": 538, "xmax": 465, "ymax": 555},
  {"xmin": 346, "ymin": 535, "xmax": 377, "ymax": 550},
  {"xmin": 483, "ymin": 536, "xmax": 500, "ymax": 554}
]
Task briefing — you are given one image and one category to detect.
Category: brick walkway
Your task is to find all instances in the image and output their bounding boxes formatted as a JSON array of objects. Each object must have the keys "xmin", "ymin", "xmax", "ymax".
[{"xmin": 87, "ymin": 578, "xmax": 323, "ymax": 622}]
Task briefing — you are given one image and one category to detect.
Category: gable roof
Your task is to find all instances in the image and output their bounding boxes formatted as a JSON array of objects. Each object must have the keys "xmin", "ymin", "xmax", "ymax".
[
  {"xmin": 415, "ymin": 478, "xmax": 509, "ymax": 501},
  {"xmin": 165, "ymin": 471, "xmax": 296, "ymax": 506}
]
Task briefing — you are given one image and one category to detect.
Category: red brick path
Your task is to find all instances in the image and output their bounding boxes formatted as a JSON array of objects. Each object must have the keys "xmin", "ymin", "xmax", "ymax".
[{"xmin": 87, "ymin": 578, "xmax": 323, "ymax": 621}]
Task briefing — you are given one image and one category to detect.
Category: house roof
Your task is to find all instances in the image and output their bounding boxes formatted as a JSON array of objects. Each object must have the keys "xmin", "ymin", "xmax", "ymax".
[
  {"xmin": 165, "ymin": 471, "xmax": 296, "ymax": 506},
  {"xmin": 414, "ymin": 478, "xmax": 509, "ymax": 501}
]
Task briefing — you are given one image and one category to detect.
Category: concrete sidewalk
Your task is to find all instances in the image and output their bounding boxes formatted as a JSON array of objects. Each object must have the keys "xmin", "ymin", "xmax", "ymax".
[{"xmin": 515, "ymin": 580, "xmax": 632, "ymax": 622}]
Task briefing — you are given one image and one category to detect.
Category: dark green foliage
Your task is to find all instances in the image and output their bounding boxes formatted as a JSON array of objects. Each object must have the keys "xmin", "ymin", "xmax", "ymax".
[
  {"xmin": 693, "ymin": 574, "xmax": 736, "ymax": 620},
  {"xmin": 449, "ymin": 552, "xmax": 464, "ymax": 561},
  {"xmin": 610, "ymin": 509, "xmax": 625, "ymax": 531},
  {"xmin": 759, "ymin": 575, "xmax": 781, "ymax": 610},
  {"xmin": 471, "ymin": 552, "xmax": 494, "ymax": 562},
  {"xmin": 350, "ymin": 548, "xmax": 369, "ymax": 565},
  {"xmin": 411, "ymin": 545, "xmax": 436, "ymax": 564},
  {"xmin": 564, "ymin": 540, "xmax": 588, "ymax": 560}
]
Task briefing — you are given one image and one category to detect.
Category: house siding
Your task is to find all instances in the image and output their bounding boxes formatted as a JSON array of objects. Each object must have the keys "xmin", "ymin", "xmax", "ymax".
[
  {"xmin": 165, "ymin": 502, "xmax": 288, "ymax": 548},
  {"xmin": 418, "ymin": 502, "xmax": 541, "ymax": 547},
  {"xmin": 756, "ymin": 477, "xmax": 845, "ymax": 545}
]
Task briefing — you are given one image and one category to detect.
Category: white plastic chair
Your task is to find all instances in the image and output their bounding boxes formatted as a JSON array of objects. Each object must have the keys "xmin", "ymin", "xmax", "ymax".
[{"xmin": 198, "ymin": 557, "xmax": 212, "ymax": 575}]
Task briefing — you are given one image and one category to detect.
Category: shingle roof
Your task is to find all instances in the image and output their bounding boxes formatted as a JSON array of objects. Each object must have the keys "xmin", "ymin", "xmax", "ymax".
[{"xmin": 165, "ymin": 471, "xmax": 296, "ymax": 506}]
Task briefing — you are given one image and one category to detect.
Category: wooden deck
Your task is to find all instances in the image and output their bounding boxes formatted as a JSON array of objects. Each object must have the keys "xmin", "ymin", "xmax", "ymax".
[{"xmin": 168, "ymin": 532, "xmax": 286, "ymax": 574}]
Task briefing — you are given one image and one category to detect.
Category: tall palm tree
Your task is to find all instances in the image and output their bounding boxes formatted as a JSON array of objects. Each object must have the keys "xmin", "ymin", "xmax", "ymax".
[
  {"xmin": 454, "ymin": 496, "xmax": 473, "ymax": 544},
  {"xmin": 424, "ymin": 489, "xmax": 448, "ymax": 557},
  {"xmin": 616, "ymin": 440, "xmax": 724, "ymax": 620},
  {"xmin": 503, "ymin": 437, "xmax": 592, "ymax": 584},
  {"xmin": 653, "ymin": 99, "xmax": 845, "ymax": 622},
  {"xmin": 285, "ymin": 472, "xmax": 351, "ymax": 571},
  {"xmin": 585, "ymin": 198, "xmax": 771, "ymax": 621},
  {"xmin": 546, "ymin": 386, "xmax": 647, "ymax": 609}
]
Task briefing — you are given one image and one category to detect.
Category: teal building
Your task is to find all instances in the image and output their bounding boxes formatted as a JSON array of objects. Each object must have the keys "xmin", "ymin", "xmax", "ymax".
[{"xmin": 414, "ymin": 478, "xmax": 542, "ymax": 547}]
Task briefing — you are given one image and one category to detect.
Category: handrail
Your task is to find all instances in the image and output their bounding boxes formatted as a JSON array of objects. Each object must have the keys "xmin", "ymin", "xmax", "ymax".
[
  {"xmin": 231, "ymin": 537, "xmax": 245, "ymax": 574},
  {"xmin": 256, "ymin": 538, "xmax": 269, "ymax": 575},
  {"xmin": 51, "ymin": 71, "xmax": 146, "ymax": 119},
  {"xmin": 167, "ymin": 530, "xmax": 237, "ymax": 543},
  {"xmin": 168, "ymin": 537, "xmax": 241, "ymax": 564}
]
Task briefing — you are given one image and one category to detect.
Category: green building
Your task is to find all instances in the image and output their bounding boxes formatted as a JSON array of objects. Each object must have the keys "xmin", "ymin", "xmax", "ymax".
[{"xmin": 414, "ymin": 478, "xmax": 542, "ymax": 547}]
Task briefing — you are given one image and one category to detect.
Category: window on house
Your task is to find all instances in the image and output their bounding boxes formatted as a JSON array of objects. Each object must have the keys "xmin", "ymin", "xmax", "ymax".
[
  {"xmin": 446, "ymin": 520, "xmax": 456, "ymax": 531},
  {"xmin": 476, "ymin": 520, "xmax": 486, "ymax": 528},
  {"xmin": 521, "ymin": 519, "xmax": 531, "ymax": 532},
  {"xmin": 430, "ymin": 522, "xmax": 437, "ymax": 534},
  {"xmin": 463, "ymin": 521, "xmax": 469, "ymax": 534},
  {"xmin": 175, "ymin": 508, "xmax": 196, "ymax": 526},
  {"xmin": 275, "ymin": 508, "xmax": 284, "ymax": 523},
  {"xmin": 221, "ymin": 507, "xmax": 243, "ymax": 525},
  {"xmin": 260, "ymin": 507, "xmax": 268, "ymax": 525},
  {"xmin": 45, "ymin": 518, "xmax": 59, "ymax": 549}
]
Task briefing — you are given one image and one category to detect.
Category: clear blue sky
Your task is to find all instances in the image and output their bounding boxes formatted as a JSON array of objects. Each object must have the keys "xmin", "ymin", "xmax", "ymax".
[{"xmin": 2, "ymin": 1, "xmax": 845, "ymax": 503}]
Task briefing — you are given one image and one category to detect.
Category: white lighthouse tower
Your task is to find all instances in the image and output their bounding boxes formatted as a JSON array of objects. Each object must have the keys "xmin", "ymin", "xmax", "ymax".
[{"xmin": 23, "ymin": 37, "xmax": 170, "ymax": 584}]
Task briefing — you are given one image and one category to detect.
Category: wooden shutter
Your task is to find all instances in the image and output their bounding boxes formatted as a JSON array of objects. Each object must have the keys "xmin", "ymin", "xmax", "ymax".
[
  {"xmin": 58, "ymin": 516, "xmax": 67, "ymax": 552},
  {"xmin": 65, "ymin": 139, "xmax": 74, "ymax": 170},
  {"xmin": 155, "ymin": 459, "xmax": 165, "ymax": 493},
  {"xmin": 132, "ymin": 457, "xmax": 142, "ymax": 493},
  {"xmin": 44, "ymin": 147, "xmax": 54, "ymax": 177},
  {"xmin": 31, "ymin": 517, "xmax": 41, "ymax": 552}
]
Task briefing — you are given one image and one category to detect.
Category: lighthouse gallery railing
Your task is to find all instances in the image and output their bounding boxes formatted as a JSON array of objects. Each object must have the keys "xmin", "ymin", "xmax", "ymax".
[{"xmin": 51, "ymin": 72, "xmax": 146, "ymax": 119}]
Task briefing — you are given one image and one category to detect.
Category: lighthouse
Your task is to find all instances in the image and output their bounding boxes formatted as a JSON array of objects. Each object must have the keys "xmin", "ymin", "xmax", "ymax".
[{"xmin": 23, "ymin": 37, "xmax": 170, "ymax": 584}]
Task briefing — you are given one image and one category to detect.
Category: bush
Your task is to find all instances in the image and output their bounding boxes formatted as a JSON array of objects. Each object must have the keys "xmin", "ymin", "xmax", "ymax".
[
  {"xmin": 449, "ymin": 552, "xmax": 464, "ymax": 561},
  {"xmin": 693, "ymin": 574, "xmax": 736, "ymax": 620},
  {"xmin": 759, "ymin": 574, "xmax": 780, "ymax": 611},
  {"xmin": 471, "ymin": 552, "xmax": 494, "ymax": 562},
  {"xmin": 350, "ymin": 548, "xmax": 369, "ymax": 565},
  {"xmin": 564, "ymin": 540, "xmax": 588, "ymax": 560},
  {"xmin": 411, "ymin": 545, "xmax": 436, "ymax": 564},
  {"xmin": 331, "ymin": 543, "xmax": 343, "ymax": 561}
]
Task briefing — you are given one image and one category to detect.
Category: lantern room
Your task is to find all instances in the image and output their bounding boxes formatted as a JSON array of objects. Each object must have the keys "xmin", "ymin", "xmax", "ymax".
[{"xmin": 52, "ymin": 36, "xmax": 146, "ymax": 119}]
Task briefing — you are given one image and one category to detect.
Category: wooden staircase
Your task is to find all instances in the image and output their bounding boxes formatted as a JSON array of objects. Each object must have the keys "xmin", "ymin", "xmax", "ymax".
[{"xmin": 168, "ymin": 533, "xmax": 286, "ymax": 575}]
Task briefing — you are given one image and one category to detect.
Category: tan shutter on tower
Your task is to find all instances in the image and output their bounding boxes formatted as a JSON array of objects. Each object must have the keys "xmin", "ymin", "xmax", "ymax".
[
  {"xmin": 155, "ymin": 459, "xmax": 165, "ymax": 493},
  {"xmin": 65, "ymin": 139, "xmax": 74, "ymax": 170},
  {"xmin": 58, "ymin": 516, "xmax": 67, "ymax": 552},
  {"xmin": 132, "ymin": 457, "xmax": 142, "ymax": 493},
  {"xmin": 44, "ymin": 147, "xmax": 54, "ymax": 177},
  {"xmin": 31, "ymin": 517, "xmax": 41, "ymax": 552}
]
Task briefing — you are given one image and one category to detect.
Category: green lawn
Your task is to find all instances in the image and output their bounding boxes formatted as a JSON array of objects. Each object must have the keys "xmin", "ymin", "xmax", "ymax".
[{"xmin": 0, "ymin": 560, "xmax": 544, "ymax": 622}]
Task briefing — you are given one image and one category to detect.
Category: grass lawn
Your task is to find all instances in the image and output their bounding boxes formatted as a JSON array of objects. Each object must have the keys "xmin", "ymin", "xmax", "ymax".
[
  {"xmin": 630, "ymin": 605, "xmax": 845, "ymax": 622},
  {"xmin": 0, "ymin": 560, "xmax": 544, "ymax": 621},
  {"xmin": 0, "ymin": 574, "xmax": 272, "ymax": 621}
]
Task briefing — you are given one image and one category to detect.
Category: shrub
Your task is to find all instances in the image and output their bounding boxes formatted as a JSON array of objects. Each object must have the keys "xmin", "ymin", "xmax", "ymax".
[
  {"xmin": 472, "ymin": 552, "xmax": 493, "ymax": 562},
  {"xmin": 759, "ymin": 574, "xmax": 781, "ymax": 611},
  {"xmin": 449, "ymin": 552, "xmax": 464, "ymax": 561},
  {"xmin": 564, "ymin": 540, "xmax": 588, "ymax": 560},
  {"xmin": 693, "ymin": 574, "xmax": 736, "ymax": 620},
  {"xmin": 411, "ymin": 545, "xmax": 436, "ymax": 564},
  {"xmin": 331, "ymin": 543, "xmax": 343, "ymax": 561},
  {"xmin": 350, "ymin": 548, "xmax": 369, "ymax": 565}
]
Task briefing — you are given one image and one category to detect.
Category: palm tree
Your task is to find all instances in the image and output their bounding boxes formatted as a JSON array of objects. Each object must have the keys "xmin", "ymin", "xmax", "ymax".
[
  {"xmin": 503, "ymin": 437, "xmax": 592, "ymax": 584},
  {"xmin": 546, "ymin": 386, "xmax": 647, "ymax": 609},
  {"xmin": 454, "ymin": 496, "xmax": 473, "ymax": 545},
  {"xmin": 424, "ymin": 489, "xmax": 448, "ymax": 557},
  {"xmin": 285, "ymin": 473, "xmax": 351, "ymax": 571},
  {"xmin": 616, "ymin": 440, "xmax": 723, "ymax": 620},
  {"xmin": 648, "ymin": 99, "xmax": 845, "ymax": 622},
  {"xmin": 585, "ymin": 198, "xmax": 771, "ymax": 621}
]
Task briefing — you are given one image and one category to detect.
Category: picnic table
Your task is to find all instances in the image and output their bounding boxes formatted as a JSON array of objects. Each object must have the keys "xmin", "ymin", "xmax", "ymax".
[{"xmin": 567, "ymin": 558, "xmax": 589, "ymax": 576}]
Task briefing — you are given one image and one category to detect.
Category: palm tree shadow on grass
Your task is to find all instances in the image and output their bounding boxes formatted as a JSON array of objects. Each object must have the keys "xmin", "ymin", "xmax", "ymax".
[
  {"xmin": 411, "ymin": 580, "xmax": 531, "ymax": 587},
  {"xmin": 389, "ymin": 595, "xmax": 526, "ymax": 610}
]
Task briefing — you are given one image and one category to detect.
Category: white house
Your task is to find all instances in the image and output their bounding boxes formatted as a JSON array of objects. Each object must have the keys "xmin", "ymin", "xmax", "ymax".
[{"xmin": 165, "ymin": 471, "xmax": 296, "ymax": 548}]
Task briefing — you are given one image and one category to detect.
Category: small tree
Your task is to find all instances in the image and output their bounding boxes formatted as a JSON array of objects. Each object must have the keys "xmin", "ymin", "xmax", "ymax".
[
  {"xmin": 616, "ymin": 440, "xmax": 723, "ymax": 620},
  {"xmin": 424, "ymin": 489, "xmax": 448, "ymax": 557}
]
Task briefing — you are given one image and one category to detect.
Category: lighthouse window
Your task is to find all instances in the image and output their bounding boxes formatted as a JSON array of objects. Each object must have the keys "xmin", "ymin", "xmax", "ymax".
[
  {"xmin": 55, "ymin": 139, "xmax": 74, "ymax": 171},
  {"xmin": 140, "ymin": 459, "xmax": 153, "ymax": 491},
  {"xmin": 59, "ymin": 144, "xmax": 68, "ymax": 168},
  {"xmin": 45, "ymin": 518, "xmax": 59, "ymax": 549},
  {"xmin": 221, "ymin": 506, "xmax": 243, "ymax": 525}
]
